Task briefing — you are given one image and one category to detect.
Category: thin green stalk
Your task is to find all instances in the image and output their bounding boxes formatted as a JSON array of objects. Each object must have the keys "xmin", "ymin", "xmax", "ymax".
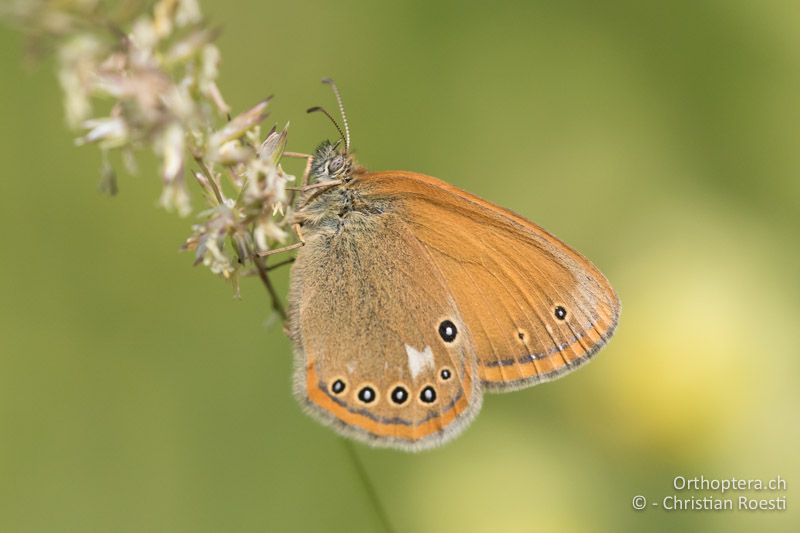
[
  {"xmin": 342, "ymin": 439, "xmax": 397, "ymax": 533},
  {"xmin": 254, "ymin": 257, "xmax": 287, "ymax": 321}
]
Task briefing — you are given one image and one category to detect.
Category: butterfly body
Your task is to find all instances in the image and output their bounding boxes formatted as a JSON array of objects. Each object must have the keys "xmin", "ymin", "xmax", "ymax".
[{"xmin": 286, "ymin": 141, "xmax": 619, "ymax": 451}]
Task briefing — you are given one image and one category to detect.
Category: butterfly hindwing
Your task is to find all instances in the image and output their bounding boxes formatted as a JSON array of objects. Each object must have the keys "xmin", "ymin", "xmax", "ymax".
[{"xmin": 288, "ymin": 211, "xmax": 481, "ymax": 450}]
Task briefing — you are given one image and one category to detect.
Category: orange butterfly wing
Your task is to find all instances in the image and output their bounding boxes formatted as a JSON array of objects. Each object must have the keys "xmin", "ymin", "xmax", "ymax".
[
  {"xmin": 354, "ymin": 171, "xmax": 620, "ymax": 391},
  {"xmin": 288, "ymin": 211, "xmax": 481, "ymax": 450}
]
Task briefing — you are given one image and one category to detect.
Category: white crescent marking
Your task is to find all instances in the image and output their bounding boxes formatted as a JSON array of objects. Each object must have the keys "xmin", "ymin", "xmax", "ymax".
[{"xmin": 405, "ymin": 344, "xmax": 434, "ymax": 380}]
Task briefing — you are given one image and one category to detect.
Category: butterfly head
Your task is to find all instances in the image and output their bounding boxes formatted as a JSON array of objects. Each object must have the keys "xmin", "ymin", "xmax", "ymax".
[{"xmin": 310, "ymin": 140, "xmax": 354, "ymax": 182}]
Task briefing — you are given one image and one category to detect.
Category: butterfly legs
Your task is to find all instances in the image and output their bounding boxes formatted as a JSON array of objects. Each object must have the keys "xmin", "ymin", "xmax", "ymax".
[
  {"xmin": 259, "ymin": 151, "xmax": 341, "ymax": 258},
  {"xmin": 262, "ymin": 156, "xmax": 313, "ymax": 260},
  {"xmin": 258, "ymin": 223, "xmax": 306, "ymax": 258},
  {"xmin": 258, "ymin": 152, "xmax": 312, "ymax": 260},
  {"xmin": 283, "ymin": 151, "xmax": 313, "ymax": 188}
]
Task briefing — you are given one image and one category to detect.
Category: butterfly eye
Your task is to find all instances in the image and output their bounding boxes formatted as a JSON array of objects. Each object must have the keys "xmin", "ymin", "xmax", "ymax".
[
  {"xmin": 438, "ymin": 320, "xmax": 457, "ymax": 342},
  {"xmin": 327, "ymin": 156, "xmax": 344, "ymax": 175},
  {"xmin": 419, "ymin": 385, "xmax": 437, "ymax": 404},
  {"xmin": 331, "ymin": 378, "xmax": 347, "ymax": 395},
  {"xmin": 357, "ymin": 386, "xmax": 377, "ymax": 404},
  {"xmin": 554, "ymin": 306, "xmax": 568, "ymax": 320},
  {"xmin": 390, "ymin": 386, "xmax": 409, "ymax": 405}
]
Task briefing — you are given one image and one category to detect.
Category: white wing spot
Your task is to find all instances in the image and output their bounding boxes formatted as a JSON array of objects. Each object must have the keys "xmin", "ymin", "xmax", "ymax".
[{"xmin": 405, "ymin": 344, "xmax": 435, "ymax": 380}]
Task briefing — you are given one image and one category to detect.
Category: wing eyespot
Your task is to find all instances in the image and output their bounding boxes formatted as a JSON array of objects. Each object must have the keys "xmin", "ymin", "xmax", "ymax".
[
  {"xmin": 419, "ymin": 385, "xmax": 438, "ymax": 405},
  {"xmin": 438, "ymin": 320, "xmax": 457, "ymax": 342},
  {"xmin": 356, "ymin": 385, "xmax": 378, "ymax": 405},
  {"xmin": 330, "ymin": 378, "xmax": 347, "ymax": 395},
  {"xmin": 438, "ymin": 367, "xmax": 452, "ymax": 382},
  {"xmin": 389, "ymin": 385, "xmax": 409, "ymax": 405},
  {"xmin": 554, "ymin": 305, "xmax": 568, "ymax": 321}
]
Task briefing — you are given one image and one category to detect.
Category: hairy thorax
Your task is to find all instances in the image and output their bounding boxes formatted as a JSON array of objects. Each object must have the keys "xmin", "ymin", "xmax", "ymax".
[{"xmin": 293, "ymin": 179, "xmax": 396, "ymax": 239}]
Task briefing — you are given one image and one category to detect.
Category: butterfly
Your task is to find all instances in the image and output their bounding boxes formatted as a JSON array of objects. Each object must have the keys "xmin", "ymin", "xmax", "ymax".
[{"xmin": 264, "ymin": 80, "xmax": 620, "ymax": 451}]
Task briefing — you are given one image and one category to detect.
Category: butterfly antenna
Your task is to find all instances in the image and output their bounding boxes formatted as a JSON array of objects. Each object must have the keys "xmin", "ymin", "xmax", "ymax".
[
  {"xmin": 306, "ymin": 106, "xmax": 347, "ymax": 148},
  {"xmin": 321, "ymin": 78, "xmax": 350, "ymax": 152}
]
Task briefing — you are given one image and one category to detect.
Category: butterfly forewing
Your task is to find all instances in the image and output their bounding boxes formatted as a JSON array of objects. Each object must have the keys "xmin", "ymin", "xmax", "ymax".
[{"xmin": 355, "ymin": 171, "xmax": 620, "ymax": 392}]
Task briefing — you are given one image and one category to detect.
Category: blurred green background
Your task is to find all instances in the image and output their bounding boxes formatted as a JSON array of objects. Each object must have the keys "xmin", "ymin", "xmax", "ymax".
[{"xmin": 1, "ymin": 1, "xmax": 798, "ymax": 532}]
